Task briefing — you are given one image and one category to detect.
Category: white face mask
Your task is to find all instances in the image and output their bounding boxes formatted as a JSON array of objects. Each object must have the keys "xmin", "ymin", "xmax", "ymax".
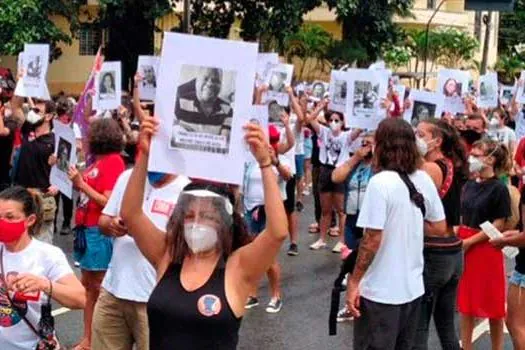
[
  {"xmin": 184, "ymin": 223, "xmax": 218, "ymax": 254},
  {"xmin": 489, "ymin": 118, "xmax": 500, "ymax": 129},
  {"xmin": 468, "ymin": 155, "xmax": 485, "ymax": 173},
  {"xmin": 416, "ymin": 137, "xmax": 428, "ymax": 156},
  {"xmin": 26, "ymin": 110, "xmax": 43, "ymax": 124},
  {"xmin": 330, "ymin": 121, "xmax": 341, "ymax": 132}
]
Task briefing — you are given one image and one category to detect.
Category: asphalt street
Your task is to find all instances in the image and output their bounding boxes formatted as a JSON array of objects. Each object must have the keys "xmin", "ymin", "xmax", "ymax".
[{"xmin": 52, "ymin": 191, "xmax": 515, "ymax": 349}]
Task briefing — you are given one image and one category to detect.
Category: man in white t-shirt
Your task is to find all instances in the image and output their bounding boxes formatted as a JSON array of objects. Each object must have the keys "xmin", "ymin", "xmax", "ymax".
[
  {"xmin": 91, "ymin": 170, "xmax": 190, "ymax": 350},
  {"xmin": 346, "ymin": 119, "xmax": 446, "ymax": 349}
]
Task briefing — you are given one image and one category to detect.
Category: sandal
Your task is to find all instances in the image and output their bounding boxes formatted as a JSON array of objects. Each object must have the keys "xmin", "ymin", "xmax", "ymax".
[
  {"xmin": 328, "ymin": 227, "xmax": 340, "ymax": 237},
  {"xmin": 308, "ymin": 223, "xmax": 319, "ymax": 234}
]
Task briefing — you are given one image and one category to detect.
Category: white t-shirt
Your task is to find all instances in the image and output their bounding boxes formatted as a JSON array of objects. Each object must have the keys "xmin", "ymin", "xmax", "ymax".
[
  {"xmin": 278, "ymin": 126, "xmax": 296, "ymax": 175},
  {"xmin": 101, "ymin": 170, "xmax": 190, "ymax": 302},
  {"xmin": 243, "ymin": 157, "xmax": 289, "ymax": 211},
  {"xmin": 356, "ymin": 170, "xmax": 445, "ymax": 305},
  {"xmin": 0, "ymin": 240, "xmax": 73, "ymax": 350},
  {"xmin": 318, "ymin": 125, "xmax": 353, "ymax": 167},
  {"xmin": 72, "ymin": 123, "xmax": 82, "ymax": 140},
  {"xmin": 290, "ymin": 114, "xmax": 305, "ymax": 155},
  {"xmin": 488, "ymin": 126, "xmax": 516, "ymax": 150}
]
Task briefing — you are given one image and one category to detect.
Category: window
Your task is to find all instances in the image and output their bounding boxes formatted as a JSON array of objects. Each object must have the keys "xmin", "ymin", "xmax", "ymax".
[
  {"xmin": 427, "ymin": 0, "xmax": 437, "ymax": 9},
  {"xmin": 78, "ymin": 26, "xmax": 102, "ymax": 56}
]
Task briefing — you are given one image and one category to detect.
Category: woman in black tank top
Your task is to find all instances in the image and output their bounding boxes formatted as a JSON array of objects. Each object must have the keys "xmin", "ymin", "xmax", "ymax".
[
  {"xmin": 120, "ymin": 117, "xmax": 289, "ymax": 349},
  {"xmin": 414, "ymin": 119, "xmax": 468, "ymax": 350}
]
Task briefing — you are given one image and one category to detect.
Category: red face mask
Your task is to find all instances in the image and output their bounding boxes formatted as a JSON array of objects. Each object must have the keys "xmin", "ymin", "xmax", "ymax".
[{"xmin": 0, "ymin": 218, "xmax": 26, "ymax": 243}]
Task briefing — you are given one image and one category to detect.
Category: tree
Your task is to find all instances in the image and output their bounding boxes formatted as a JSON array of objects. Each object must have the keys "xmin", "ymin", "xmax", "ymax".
[
  {"xmin": 499, "ymin": 0, "xmax": 525, "ymax": 54},
  {"xmin": 434, "ymin": 27, "xmax": 479, "ymax": 69},
  {"xmin": 494, "ymin": 53, "xmax": 525, "ymax": 84},
  {"xmin": 326, "ymin": 39, "xmax": 368, "ymax": 69},
  {"xmin": 382, "ymin": 45, "xmax": 412, "ymax": 71},
  {"xmin": 284, "ymin": 24, "xmax": 333, "ymax": 80},
  {"xmin": 325, "ymin": 0, "xmax": 414, "ymax": 66},
  {"xmin": 0, "ymin": 0, "xmax": 80, "ymax": 60}
]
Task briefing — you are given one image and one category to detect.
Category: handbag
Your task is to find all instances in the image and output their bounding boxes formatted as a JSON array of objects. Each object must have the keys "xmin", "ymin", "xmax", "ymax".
[
  {"xmin": 73, "ymin": 225, "xmax": 87, "ymax": 255},
  {"xmin": 0, "ymin": 248, "xmax": 60, "ymax": 349}
]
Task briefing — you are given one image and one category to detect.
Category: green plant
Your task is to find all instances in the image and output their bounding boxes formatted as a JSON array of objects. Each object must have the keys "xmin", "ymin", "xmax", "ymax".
[
  {"xmin": 494, "ymin": 54, "xmax": 525, "ymax": 84},
  {"xmin": 326, "ymin": 39, "xmax": 369, "ymax": 69},
  {"xmin": 382, "ymin": 45, "xmax": 413, "ymax": 71}
]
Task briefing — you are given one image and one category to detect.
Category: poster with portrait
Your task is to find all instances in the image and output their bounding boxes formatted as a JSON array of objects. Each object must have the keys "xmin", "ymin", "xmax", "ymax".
[
  {"xmin": 50, "ymin": 121, "xmax": 77, "ymax": 199},
  {"xmin": 256, "ymin": 53, "xmax": 279, "ymax": 87},
  {"xmin": 437, "ymin": 69, "xmax": 470, "ymax": 114},
  {"xmin": 310, "ymin": 80, "xmax": 328, "ymax": 101},
  {"xmin": 500, "ymin": 84, "xmax": 516, "ymax": 105},
  {"xmin": 137, "ymin": 56, "xmax": 160, "ymax": 101},
  {"xmin": 245, "ymin": 105, "xmax": 269, "ymax": 162},
  {"xmin": 14, "ymin": 44, "xmax": 51, "ymax": 100},
  {"xmin": 477, "ymin": 72, "xmax": 498, "ymax": 108},
  {"xmin": 404, "ymin": 90, "xmax": 445, "ymax": 127},
  {"xmin": 95, "ymin": 61, "xmax": 121, "ymax": 111},
  {"xmin": 346, "ymin": 69, "xmax": 389, "ymax": 130},
  {"xmin": 149, "ymin": 33, "xmax": 258, "ymax": 185},
  {"xmin": 328, "ymin": 70, "xmax": 349, "ymax": 113},
  {"xmin": 262, "ymin": 64, "xmax": 294, "ymax": 106}
]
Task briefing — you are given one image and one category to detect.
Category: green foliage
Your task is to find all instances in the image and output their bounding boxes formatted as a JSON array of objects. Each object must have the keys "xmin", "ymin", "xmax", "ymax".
[
  {"xmin": 382, "ymin": 45, "xmax": 413, "ymax": 70},
  {"xmin": 326, "ymin": 39, "xmax": 368, "ymax": 69},
  {"xmin": 494, "ymin": 53, "xmax": 525, "ymax": 84},
  {"xmin": 325, "ymin": 0, "xmax": 414, "ymax": 65},
  {"xmin": 499, "ymin": 0, "xmax": 525, "ymax": 54},
  {"xmin": 0, "ymin": 0, "xmax": 80, "ymax": 60}
]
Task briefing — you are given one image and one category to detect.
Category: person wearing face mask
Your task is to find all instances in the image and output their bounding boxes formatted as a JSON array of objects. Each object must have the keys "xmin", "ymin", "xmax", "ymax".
[
  {"xmin": 120, "ymin": 116, "xmax": 288, "ymax": 349},
  {"xmin": 413, "ymin": 120, "xmax": 468, "ymax": 350},
  {"xmin": 307, "ymin": 99, "xmax": 360, "ymax": 252},
  {"xmin": 487, "ymin": 108, "xmax": 516, "ymax": 155},
  {"xmin": 67, "ymin": 118, "xmax": 125, "ymax": 350},
  {"xmin": 241, "ymin": 124, "xmax": 292, "ymax": 313},
  {"xmin": 91, "ymin": 168, "xmax": 190, "ymax": 350},
  {"xmin": 460, "ymin": 114, "xmax": 486, "ymax": 152},
  {"xmin": 458, "ymin": 139, "xmax": 511, "ymax": 350},
  {"xmin": 0, "ymin": 186, "xmax": 85, "ymax": 350}
]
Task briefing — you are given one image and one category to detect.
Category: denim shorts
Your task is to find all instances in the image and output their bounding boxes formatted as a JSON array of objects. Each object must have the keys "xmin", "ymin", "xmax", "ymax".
[
  {"xmin": 509, "ymin": 271, "xmax": 525, "ymax": 288},
  {"xmin": 304, "ymin": 138, "xmax": 313, "ymax": 159},
  {"xmin": 295, "ymin": 154, "xmax": 305, "ymax": 178},
  {"xmin": 244, "ymin": 206, "xmax": 266, "ymax": 236},
  {"xmin": 74, "ymin": 226, "xmax": 113, "ymax": 271}
]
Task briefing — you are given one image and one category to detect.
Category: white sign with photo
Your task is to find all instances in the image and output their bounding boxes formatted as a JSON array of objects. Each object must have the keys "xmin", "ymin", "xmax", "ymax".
[
  {"xmin": 256, "ymin": 53, "xmax": 279, "ymax": 87},
  {"xmin": 404, "ymin": 89, "xmax": 445, "ymax": 126},
  {"xmin": 245, "ymin": 105, "xmax": 269, "ymax": 162},
  {"xmin": 149, "ymin": 32, "xmax": 258, "ymax": 185},
  {"xmin": 394, "ymin": 84, "xmax": 406, "ymax": 100},
  {"xmin": 50, "ymin": 121, "xmax": 77, "ymax": 199},
  {"xmin": 346, "ymin": 69, "xmax": 389, "ymax": 130},
  {"xmin": 500, "ymin": 84, "xmax": 516, "ymax": 105},
  {"xmin": 328, "ymin": 70, "xmax": 349, "ymax": 113},
  {"xmin": 14, "ymin": 44, "xmax": 51, "ymax": 100},
  {"xmin": 437, "ymin": 69, "xmax": 470, "ymax": 114},
  {"xmin": 262, "ymin": 64, "xmax": 294, "ymax": 106},
  {"xmin": 477, "ymin": 72, "xmax": 498, "ymax": 108},
  {"xmin": 137, "ymin": 56, "xmax": 160, "ymax": 101},
  {"xmin": 310, "ymin": 80, "xmax": 328, "ymax": 101},
  {"xmin": 95, "ymin": 61, "xmax": 122, "ymax": 111},
  {"xmin": 517, "ymin": 71, "xmax": 525, "ymax": 104}
]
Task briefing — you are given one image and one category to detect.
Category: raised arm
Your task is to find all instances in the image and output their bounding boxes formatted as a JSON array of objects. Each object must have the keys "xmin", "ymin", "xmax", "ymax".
[
  {"xmin": 133, "ymin": 73, "xmax": 147, "ymax": 123},
  {"xmin": 286, "ymin": 86, "xmax": 305, "ymax": 124},
  {"xmin": 307, "ymin": 98, "xmax": 328, "ymax": 134},
  {"xmin": 120, "ymin": 115, "xmax": 167, "ymax": 270},
  {"xmin": 332, "ymin": 148, "xmax": 369, "ymax": 184},
  {"xmin": 234, "ymin": 124, "xmax": 288, "ymax": 285},
  {"xmin": 276, "ymin": 111, "xmax": 295, "ymax": 155}
]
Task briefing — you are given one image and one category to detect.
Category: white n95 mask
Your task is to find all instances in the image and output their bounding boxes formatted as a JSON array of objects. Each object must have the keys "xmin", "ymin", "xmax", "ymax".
[{"xmin": 184, "ymin": 223, "xmax": 218, "ymax": 254}]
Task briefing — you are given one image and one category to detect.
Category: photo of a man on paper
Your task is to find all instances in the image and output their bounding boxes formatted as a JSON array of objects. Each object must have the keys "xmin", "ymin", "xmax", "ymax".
[
  {"xmin": 354, "ymin": 81, "xmax": 378, "ymax": 110},
  {"xmin": 26, "ymin": 56, "xmax": 42, "ymax": 79},
  {"xmin": 142, "ymin": 65, "xmax": 157, "ymax": 88},
  {"xmin": 411, "ymin": 101, "xmax": 436, "ymax": 126},
  {"xmin": 171, "ymin": 64, "xmax": 236, "ymax": 154},
  {"xmin": 57, "ymin": 138, "xmax": 72, "ymax": 172},
  {"xmin": 268, "ymin": 72, "xmax": 287, "ymax": 93}
]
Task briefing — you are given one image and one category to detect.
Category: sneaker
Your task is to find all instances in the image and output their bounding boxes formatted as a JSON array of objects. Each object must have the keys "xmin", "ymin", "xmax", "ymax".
[
  {"xmin": 296, "ymin": 201, "xmax": 304, "ymax": 212},
  {"xmin": 342, "ymin": 274, "xmax": 348, "ymax": 288},
  {"xmin": 287, "ymin": 243, "xmax": 299, "ymax": 256},
  {"xmin": 60, "ymin": 227, "xmax": 72, "ymax": 236},
  {"xmin": 340, "ymin": 246, "xmax": 352, "ymax": 260},
  {"xmin": 332, "ymin": 241, "xmax": 346, "ymax": 253},
  {"xmin": 266, "ymin": 298, "xmax": 283, "ymax": 313},
  {"xmin": 245, "ymin": 296, "xmax": 259, "ymax": 309},
  {"xmin": 336, "ymin": 307, "xmax": 354, "ymax": 322},
  {"xmin": 74, "ymin": 261, "xmax": 80, "ymax": 268},
  {"xmin": 309, "ymin": 239, "xmax": 327, "ymax": 250}
]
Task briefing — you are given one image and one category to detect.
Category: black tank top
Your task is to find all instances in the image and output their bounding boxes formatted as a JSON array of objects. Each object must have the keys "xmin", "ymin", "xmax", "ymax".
[{"xmin": 147, "ymin": 260, "xmax": 242, "ymax": 349}]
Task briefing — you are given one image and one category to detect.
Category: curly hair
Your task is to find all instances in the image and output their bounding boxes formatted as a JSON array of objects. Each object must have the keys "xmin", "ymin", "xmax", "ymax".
[
  {"xmin": 374, "ymin": 118, "xmax": 422, "ymax": 174},
  {"xmin": 88, "ymin": 118, "xmax": 124, "ymax": 156}
]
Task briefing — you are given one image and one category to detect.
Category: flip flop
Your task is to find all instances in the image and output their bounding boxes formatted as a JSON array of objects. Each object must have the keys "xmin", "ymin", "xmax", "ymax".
[{"xmin": 328, "ymin": 227, "xmax": 340, "ymax": 237}]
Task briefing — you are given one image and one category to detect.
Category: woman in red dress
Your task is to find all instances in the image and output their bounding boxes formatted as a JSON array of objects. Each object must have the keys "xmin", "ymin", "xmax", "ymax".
[{"xmin": 458, "ymin": 139, "xmax": 511, "ymax": 350}]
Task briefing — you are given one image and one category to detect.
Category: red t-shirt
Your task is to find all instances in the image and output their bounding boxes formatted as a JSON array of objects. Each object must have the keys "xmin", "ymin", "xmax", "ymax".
[
  {"xmin": 13, "ymin": 128, "xmax": 22, "ymax": 148},
  {"xmin": 515, "ymin": 138, "xmax": 525, "ymax": 168},
  {"xmin": 75, "ymin": 153, "xmax": 125, "ymax": 227}
]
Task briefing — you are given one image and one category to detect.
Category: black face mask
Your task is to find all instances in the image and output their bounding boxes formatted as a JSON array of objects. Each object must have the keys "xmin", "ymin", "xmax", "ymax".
[
  {"xmin": 364, "ymin": 151, "xmax": 373, "ymax": 160},
  {"xmin": 460, "ymin": 129, "xmax": 482, "ymax": 145}
]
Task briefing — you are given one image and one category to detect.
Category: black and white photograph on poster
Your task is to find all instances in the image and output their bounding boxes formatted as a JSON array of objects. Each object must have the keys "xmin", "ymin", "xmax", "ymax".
[
  {"xmin": 328, "ymin": 70, "xmax": 349, "ymax": 113},
  {"xmin": 148, "ymin": 33, "xmax": 258, "ymax": 185},
  {"xmin": 477, "ymin": 72, "xmax": 498, "ymax": 108},
  {"xmin": 50, "ymin": 121, "xmax": 77, "ymax": 199},
  {"xmin": 403, "ymin": 89, "xmax": 444, "ymax": 127},
  {"xmin": 171, "ymin": 64, "xmax": 236, "ymax": 154},
  {"xmin": 437, "ymin": 69, "xmax": 470, "ymax": 114},
  {"xmin": 245, "ymin": 105, "xmax": 269, "ymax": 162},
  {"xmin": 14, "ymin": 44, "xmax": 50, "ymax": 100},
  {"xmin": 56, "ymin": 138, "xmax": 72, "ymax": 172},
  {"xmin": 311, "ymin": 81, "xmax": 327, "ymax": 100},
  {"xmin": 268, "ymin": 100, "xmax": 284, "ymax": 125},
  {"xmin": 262, "ymin": 63, "xmax": 294, "ymax": 106},
  {"xmin": 346, "ymin": 68, "xmax": 389, "ymax": 130},
  {"xmin": 500, "ymin": 85, "xmax": 515, "ymax": 105},
  {"xmin": 95, "ymin": 61, "xmax": 122, "ymax": 111},
  {"xmin": 256, "ymin": 53, "xmax": 279, "ymax": 87},
  {"xmin": 138, "ymin": 55, "xmax": 160, "ymax": 101}
]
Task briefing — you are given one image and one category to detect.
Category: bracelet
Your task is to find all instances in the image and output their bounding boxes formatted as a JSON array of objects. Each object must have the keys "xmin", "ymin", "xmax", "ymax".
[{"xmin": 259, "ymin": 161, "xmax": 272, "ymax": 169}]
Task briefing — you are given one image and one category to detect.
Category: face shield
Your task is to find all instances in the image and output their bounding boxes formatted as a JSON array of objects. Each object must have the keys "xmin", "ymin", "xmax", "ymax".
[{"xmin": 176, "ymin": 189, "xmax": 234, "ymax": 257}]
